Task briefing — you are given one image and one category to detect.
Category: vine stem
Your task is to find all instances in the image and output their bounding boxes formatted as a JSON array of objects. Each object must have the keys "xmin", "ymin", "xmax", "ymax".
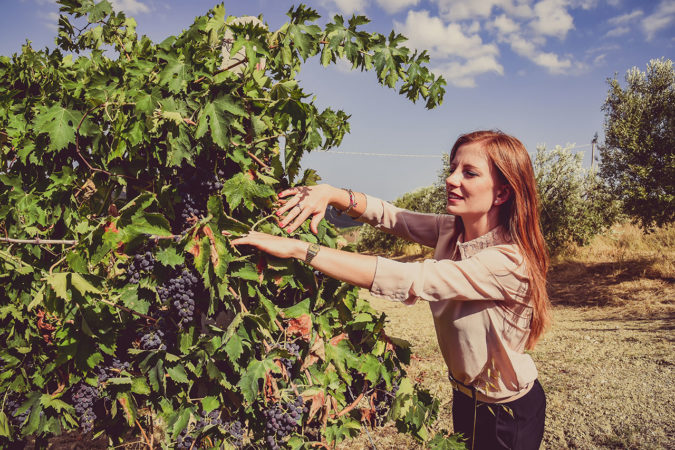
[
  {"xmin": 134, "ymin": 417, "xmax": 152, "ymax": 449},
  {"xmin": 74, "ymin": 101, "xmax": 136, "ymax": 180},
  {"xmin": 194, "ymin": 58, "xmax": 248, "ymax": 84},
  {"xmin": 0, "ymin": 237, "xmax": 78, "ymax": 245},
  {"xmin": 231, "ymin": 133, "xmax": 285, "ymax": 151},
  {"xmin": 0, "ymin": 234, "xmax": 182, "ymax": 246},
  {"xmin": 95, "ymin": 298, "xmax": 154, "ymax": 322},
  {"xmin": 336, "ymin": 390, "xmax": 365, "ymax": 418},
  {"xmin": 250, "ymin": 213, "xmax": 277, "ymax": 232}
]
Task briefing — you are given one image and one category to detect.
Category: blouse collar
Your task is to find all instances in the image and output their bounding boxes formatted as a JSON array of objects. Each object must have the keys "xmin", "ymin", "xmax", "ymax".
[{"xmin": 457, "ymin": 226, "xmax": 511, "ymax": 260}]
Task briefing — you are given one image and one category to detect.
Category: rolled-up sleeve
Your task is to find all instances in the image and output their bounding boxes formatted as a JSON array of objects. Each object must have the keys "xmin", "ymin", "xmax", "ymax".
[
  {"xmin": 369, "ymin": 246, "xmax": 529, "ymax": 304},
  {"xmin": 355, "ymin": 194, "xmax": 446, "ymax": 248}
]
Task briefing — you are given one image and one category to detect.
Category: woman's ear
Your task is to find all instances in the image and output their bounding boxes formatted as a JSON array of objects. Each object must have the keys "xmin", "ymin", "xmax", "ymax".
[{"xmin": 494, "ymin": 185, "xmax": 511, "ymax": 205}]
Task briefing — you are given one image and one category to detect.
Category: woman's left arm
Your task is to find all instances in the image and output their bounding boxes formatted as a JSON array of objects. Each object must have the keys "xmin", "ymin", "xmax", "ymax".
[{"xmin": 230, "ymin": 231, "xmax": 377, "ymax": 289}]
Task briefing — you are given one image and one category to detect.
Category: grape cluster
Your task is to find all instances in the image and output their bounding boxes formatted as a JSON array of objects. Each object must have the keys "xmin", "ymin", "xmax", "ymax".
[
  {"xmin": 158, "ymin": 267, "xmax": 202, "ymax": 327},
  {"xmin": 176, "ymin": 169, "xmax": 224, "ymax": 229},
  {"xmin": 175, "ymin": 428, "xmax": 194, "ymax": 450},
  {"xmin": 262, "ymin": 396, "xmax": 306, "ymax": 449},
  {"xmin": 96, "ymin": 358, "xmax": 131, "ymax": 383},
  {"xmin": 71, "ymin": 383, "xmax": 99, "ymax": 433},
  {"xmin": 5, "ymin": 394, "xmax": 30, "ymax": 429},
  {"xmin": 372, "ymin": 356, "xmax": 401, "ymax": 425},
  {"xmin": 140, "ymin": 329, "xmax": 166, "ymax": 351},
  {"xmin": 279, "ymin": 342, "xmax": 300, "ymax": 376},
  {"xmin": 225, "ymin": 420, "xmax": 245, "ymax": 448},
  {"xmin": 126, "ymin": 251, "xmax": 155, "ymax": 284}
]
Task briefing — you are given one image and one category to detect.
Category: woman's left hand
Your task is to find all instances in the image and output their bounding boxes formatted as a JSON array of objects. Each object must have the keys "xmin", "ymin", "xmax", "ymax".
[{"xmin": 230, "ymin": 231, "xmax": 304, "ymax": 260}]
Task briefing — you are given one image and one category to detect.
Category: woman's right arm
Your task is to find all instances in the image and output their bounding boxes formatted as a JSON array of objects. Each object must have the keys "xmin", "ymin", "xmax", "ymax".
[{"xmin": 276, "ymin": 185, "xmax": 444, "ymax": 247}]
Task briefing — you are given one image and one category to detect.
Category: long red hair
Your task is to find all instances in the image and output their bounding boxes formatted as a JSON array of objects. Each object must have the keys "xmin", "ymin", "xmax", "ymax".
[{"xmin": 450, "ymin": 130, "xmax": 550, "ymax": 349}]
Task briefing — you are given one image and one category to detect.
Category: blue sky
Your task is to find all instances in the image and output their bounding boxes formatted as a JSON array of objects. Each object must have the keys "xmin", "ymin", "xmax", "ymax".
[{"xmin": 2, "ymin": 0, "xmax": 673, "ymax": 200}]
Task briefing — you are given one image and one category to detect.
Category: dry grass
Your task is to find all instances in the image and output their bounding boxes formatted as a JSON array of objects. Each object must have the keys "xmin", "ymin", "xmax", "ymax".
[{"xmin": 337, "ymin": 222, "xmax": 675, "ymax": 449}]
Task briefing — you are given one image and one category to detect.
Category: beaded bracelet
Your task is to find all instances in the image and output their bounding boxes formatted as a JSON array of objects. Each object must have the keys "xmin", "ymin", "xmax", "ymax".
[{"xmin": 343, "ymin": 188, "xmax": 358, "ymax": 215}]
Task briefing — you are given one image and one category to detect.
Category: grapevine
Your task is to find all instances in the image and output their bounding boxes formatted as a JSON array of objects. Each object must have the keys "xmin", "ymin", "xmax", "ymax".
[{"xmin": 0, "ymin": 0, "xmax": 465, "ymax": 448}]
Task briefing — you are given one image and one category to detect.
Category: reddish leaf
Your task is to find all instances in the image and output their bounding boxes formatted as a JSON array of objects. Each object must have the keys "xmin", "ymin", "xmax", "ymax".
[
  {"xmin": 329, "ymin": 333, "xmax": 347, "ymax": 346},
  {"xmin": 306, "ymin": 390, "xmax": 325, "ymax": 422},
  {"xmin": 300, "ymin": 336, "xmax": 325, "ymax": 371},
  {"xmin": 264, "ymin": 371, "xmax": 280, "ymax": 402},
  {"xmin": 202, "ymin": 225, "xmax": 220, "ymax": 267},
  {"xmin": 360, "ymin": 407, "xmax": 376, "ymax": 427},
  {"xmin": 288, "ymin": 314, "xmax": 312, "ymax": 341}
]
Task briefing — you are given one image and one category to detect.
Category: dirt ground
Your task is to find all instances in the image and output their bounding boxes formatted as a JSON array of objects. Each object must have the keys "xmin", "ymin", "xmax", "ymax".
[{"xmin": 337, "ymin": 295, "xmax": 674, "ymax": 450}]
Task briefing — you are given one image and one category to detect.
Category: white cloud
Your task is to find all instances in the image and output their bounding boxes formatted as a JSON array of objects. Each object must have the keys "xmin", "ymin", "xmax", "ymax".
[
  {"xmin": 320, "ymin": 0, "xmax": 368, "ymax": 15},
  {"xmin": 529, "ymin": 0, "xmax": 575, "ymax": 39},
  {"xmin": 434, "ymin": 56, "xmax": 504, "ymax": 87},
  {"xmin": 641, "ymin": 0, "xmax": 675, "ymax": 41},
  {"xmin": 531, "ymin": 50, "xmax": 573, "ymax": 73},
  {"xmin": 500, "ymin": 32, "xmax": 575, "ymax": 73},
  {"xmin": 490, "ymin": 14, "xmax": 521, "ymax": 35},
  {"xmin": 39, "ymin": 10, "xmax": 59, "ymax": 32},
  {"xmin": 394, "ymin": 10, "xmax": 503, "ymax": 87},
  {"xmin": 433, "ymin": 0, "xmax": 534, "ymax": 21},
  {"xmin": 605, "ymin": 26, "xmax": 630, "ymax": 37},
  {"xmin": 109, "ymin": 0, "xmax": 150, "ymax": 15},
  {"xmin": 394, "ymin": 10, "xmax": 499, "ymax": 59},
  {"xmin": 375, "ymin": 0, "xmax": 419, "ymax": 14},
  {"xmin": 607, "ymin": 9, "xmax": 643, "ymax": 26}
]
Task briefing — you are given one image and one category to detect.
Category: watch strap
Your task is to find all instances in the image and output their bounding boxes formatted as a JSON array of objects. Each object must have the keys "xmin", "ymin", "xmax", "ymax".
[{"xmin": 305, "ymin": 243, "xmax": 320, "ymax": 264}]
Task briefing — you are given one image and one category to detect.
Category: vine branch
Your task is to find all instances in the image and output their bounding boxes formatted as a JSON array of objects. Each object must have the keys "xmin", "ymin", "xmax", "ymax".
[
  {"xmin": 0, "ymin": 237, "xmax": 79, "ymax": 245},
  {"xmin": 194, "ymin": 58, "xmax": 248, "ymax": 84},
  {"xmin": 0, "ymin": 235, "xmax": 181, "ymax": 245},
  {"xmin": 100, "ymin": 298, "xmax": 156, "ymax": 322}
]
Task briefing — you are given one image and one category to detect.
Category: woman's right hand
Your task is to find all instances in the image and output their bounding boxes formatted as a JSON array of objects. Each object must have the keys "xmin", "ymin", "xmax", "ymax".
[{"xmin": 275, "ymin": 184, "xmax": 340, "ymax": 234}]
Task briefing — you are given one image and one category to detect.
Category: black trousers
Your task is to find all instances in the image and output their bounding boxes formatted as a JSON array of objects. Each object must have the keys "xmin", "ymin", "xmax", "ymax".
[{"xmin": 452, "ymin": 379, "xmax": 546, "ymax": 450}]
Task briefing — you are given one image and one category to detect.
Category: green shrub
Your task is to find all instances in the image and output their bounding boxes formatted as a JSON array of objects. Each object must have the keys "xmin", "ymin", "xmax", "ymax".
[{"xmin": 534, "ymin": 144, "xmax": 622, "ymax": 254}]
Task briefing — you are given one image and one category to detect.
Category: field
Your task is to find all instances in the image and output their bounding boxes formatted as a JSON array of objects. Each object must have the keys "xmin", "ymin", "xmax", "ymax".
[{"xmin": 339, "ymin": 223, "xmax": 675, "ymax": 449}]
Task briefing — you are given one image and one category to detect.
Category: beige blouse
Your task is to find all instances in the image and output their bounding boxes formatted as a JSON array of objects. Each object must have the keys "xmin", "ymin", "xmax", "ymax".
[{"xmin": 357, "ymin": 195, "xmax": 538, "ymax": 402}]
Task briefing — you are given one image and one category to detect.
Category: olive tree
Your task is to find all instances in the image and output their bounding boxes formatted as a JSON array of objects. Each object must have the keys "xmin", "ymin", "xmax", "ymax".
[{"xmin": 599, "ymin": 58, "xmax": 675, "ymax": 228}]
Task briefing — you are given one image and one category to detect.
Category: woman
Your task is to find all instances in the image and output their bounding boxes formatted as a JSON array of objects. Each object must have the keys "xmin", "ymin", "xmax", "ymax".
[{"xmin": 232, "ymin": 130, "xmax": 550, "ymax": 449}]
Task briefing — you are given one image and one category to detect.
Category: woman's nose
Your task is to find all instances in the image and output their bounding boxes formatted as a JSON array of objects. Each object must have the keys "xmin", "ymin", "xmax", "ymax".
[{"xmin": 446, "ymin": 172, "xmax": 460, "ymax": 186}]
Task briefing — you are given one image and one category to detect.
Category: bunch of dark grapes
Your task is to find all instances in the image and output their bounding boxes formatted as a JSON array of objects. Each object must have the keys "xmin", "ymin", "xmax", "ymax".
[
  {"xmin": 5, "ymin": 394, "xmax": 30, "ymax": 429},
  {"xmin": 372, "ymin": 379, "xmax": 399, "ymax": 425},
  {"xmin": 140, "ymin": 329, "xmax": 166, "ymax": 351},
  {"xmin": 279, "ymin": 342, "xmax": 300, "ymax": 376},
  {"xmin": 175, "ymin": 168, "xmax": 224, "ymax": 231},
  {"xmin": 71, "ymin": 383, "xmax": 99, "ymax": 433},
  {"xmin": 196, "ymin": 409, "xmax": 223, "ymax": 429},
  {"xmin": 175, "ymin": 428, "xmax": 194, "ymax": 450},
  {"xmin": 225, "ymin": 420, "xmax": 245, "ymax": 448},
  {"xmin": 372, "ymin": 356, "xmax": 401, "ymax": 425},
  {"xmin": 158, "ymin": 267, "xmax": 203, "ymax": 327},
  {"xmin": 126, "ymin": 251, "xmax": 155, "ymax": 284},
  {"xmin": 96, "ymin": 358, "xmax": 131, "ymax": 383},
  {"xmin": 262, "ymin": 396, "xmax": 306, "ymax": 449}
]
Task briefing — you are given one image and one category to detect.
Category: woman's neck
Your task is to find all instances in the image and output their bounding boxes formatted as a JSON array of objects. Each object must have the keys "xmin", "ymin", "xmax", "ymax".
[{"xmin": 460, "ymin": 211, "xmax": 500, "ymax": 242}]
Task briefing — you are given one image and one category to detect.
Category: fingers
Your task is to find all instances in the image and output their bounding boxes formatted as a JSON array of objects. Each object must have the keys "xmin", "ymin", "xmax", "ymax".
[
  {"xmin": 277, "ymin": 187, "xmax": 299, "ymax": 199},
  {"xmin": 277, "ymin": 203, "xmax": 301, "ymax": 228},
  {"xmin": 275, "ymin": 195, "xmax": 302, "ymax": 217},
  {"xmin": 310, "ymin": 214, "xmax": 324, "ymax": 235},
  {"xmin": 285, "ymin": 208, "xmax": 313, "ymax": 234}
]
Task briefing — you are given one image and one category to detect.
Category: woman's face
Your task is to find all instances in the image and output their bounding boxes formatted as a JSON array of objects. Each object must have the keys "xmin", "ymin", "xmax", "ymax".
[{"xmin": 445, "ymin": 142, "xmax": 507, "ymax": 221}]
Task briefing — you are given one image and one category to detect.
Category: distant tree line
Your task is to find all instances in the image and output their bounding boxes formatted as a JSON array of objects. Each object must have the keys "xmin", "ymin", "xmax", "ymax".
[{"xmin": 358, "ymin": 58, "xmax": 674, "ymax": 256}]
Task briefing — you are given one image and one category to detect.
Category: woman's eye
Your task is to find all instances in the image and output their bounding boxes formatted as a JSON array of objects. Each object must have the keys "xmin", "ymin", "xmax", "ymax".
[{"xmin": 465, "ymin": 171, "xmax": 478, "ymax": 177}]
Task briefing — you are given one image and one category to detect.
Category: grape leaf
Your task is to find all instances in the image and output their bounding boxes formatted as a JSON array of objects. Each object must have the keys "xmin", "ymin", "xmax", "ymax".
[
  {"xmin": 155, "ymin": 247, "xmax": 184, "ymax": 268},
  {"xmin": 32, "ymin": 105, "xmax": 84, "ymax": 151},
  {"xmin": 222, "ymin": 172, "xmax": 275, "ymax": 211},
  {"xmin": 237, "ymin": 358, "xmax": 278, "ymax": 403}
]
